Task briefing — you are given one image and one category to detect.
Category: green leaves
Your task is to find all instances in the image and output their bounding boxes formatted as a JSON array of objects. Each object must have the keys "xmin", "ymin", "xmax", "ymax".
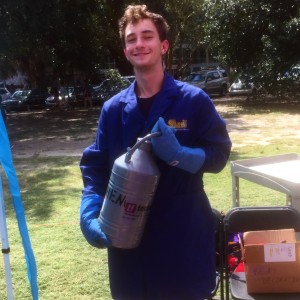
[
  {"xmin": 1, "ymin": 0, "xmax": 299, "ymax": 94},
  {"xmin": 204, "ymin": 0, "xmax": 300, "ymax": 93}
]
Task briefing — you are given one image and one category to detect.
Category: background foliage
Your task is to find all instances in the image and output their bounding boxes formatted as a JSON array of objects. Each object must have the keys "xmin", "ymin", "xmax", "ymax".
[
  {"xmin": 204, "ymin": 0, "xmax": 300, "ymax": 91},
  {"xmin": 0, "ymin": 0, "xmax": 299, "ymax": 92}
]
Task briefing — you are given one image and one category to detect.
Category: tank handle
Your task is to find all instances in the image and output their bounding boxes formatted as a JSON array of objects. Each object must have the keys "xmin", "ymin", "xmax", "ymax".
[{"xmin": 125, "ymin": 131, "xmax": 161, "ymax": 163}]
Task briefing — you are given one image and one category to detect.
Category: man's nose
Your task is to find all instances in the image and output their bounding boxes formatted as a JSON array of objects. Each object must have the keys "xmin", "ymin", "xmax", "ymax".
[{"xmin": 135, "ymin": 36, "xmax": 144, "ymax": 48}]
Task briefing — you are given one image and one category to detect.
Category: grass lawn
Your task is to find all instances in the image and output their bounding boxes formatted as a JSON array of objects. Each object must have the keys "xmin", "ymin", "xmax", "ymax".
[{"xmin": 0, "ymin": 100, "xmax": 299, "ymax": 299}]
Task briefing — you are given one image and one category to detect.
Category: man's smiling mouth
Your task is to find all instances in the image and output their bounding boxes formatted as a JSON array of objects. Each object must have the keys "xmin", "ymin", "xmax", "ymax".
[{"xmin": 133, "ymin": 52, "xmax": 149, "ymax": 56}]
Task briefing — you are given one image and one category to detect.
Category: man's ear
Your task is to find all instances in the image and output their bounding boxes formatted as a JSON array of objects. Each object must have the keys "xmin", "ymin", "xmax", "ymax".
[
  {"xmin": 124, "ymin": 49, "xmax": 129, "ymax": 60},
  {"xmin": 161, "ymin": 40, "xmax": 169, "ymax": 55}
]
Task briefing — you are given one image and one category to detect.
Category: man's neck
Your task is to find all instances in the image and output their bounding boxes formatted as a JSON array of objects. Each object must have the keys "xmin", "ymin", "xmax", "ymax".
[{"xmin": 134, "ymin": 67, "xmax": 165, "ymax": 98}]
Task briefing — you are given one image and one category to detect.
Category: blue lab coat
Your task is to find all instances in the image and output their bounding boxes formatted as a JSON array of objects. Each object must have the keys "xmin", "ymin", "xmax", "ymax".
[{"xmin": 80, "ymin": 73, "xmax": 231, "ymax": 300}]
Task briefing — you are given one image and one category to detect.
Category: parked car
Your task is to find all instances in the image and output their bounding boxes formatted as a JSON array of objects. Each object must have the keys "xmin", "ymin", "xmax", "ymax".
[
  {"xmin": 0, "ymin": 87, "xmax": 12, "ymax": 101},
  {"xmin": 93, "ymin": 78, "xmax": 132, "ymax": 105},
  {"xmin": 24, "ymin": 88, "xmax": 51, "ymax": 109},
  {"xmin": 275, "ymin": 64, "xmax": 300, "ymax": 97},
  {"xmin": 184, "ymin": 69, "xmax": 229, "ymax": 96},
  {"xmin": 229, "ymin": 75, "xmax": 261, "ymax": 96},
  {"xmin": 45, "ymin": 87, "xmax": 74, "ymax": 108},
  {"xmin": 1, "ymin": 90, "xmax": 31, "ymax": 111},
  {"xmin": 278, "ymin": 64, "xmax": 300, "ymax": 83},
  {"xmin": 68, "ymin": 85, "xmax": 93, "ymax": 106}
]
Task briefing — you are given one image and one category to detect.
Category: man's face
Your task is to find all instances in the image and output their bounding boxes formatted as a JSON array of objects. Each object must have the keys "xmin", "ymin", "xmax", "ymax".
[{"xmin": 124, "ymin": 19, "xmax": 169, "ymax": 70}]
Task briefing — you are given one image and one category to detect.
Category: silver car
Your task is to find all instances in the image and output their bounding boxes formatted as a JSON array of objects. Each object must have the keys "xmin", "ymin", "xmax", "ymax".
[
  {"xmin": 185, "ymin": 69, "xmax": 229, "ymax": 96},
  {"xmin": 229, "ymin": 75, "xmax": 260, "ymax": 96},
  {"xmin": 0, "ymin": 87, "xmax": 11, "ymax": 101}
]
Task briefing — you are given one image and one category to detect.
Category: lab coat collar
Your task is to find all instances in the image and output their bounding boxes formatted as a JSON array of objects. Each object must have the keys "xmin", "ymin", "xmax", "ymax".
[
  {"xmin": 121, "ymin": 72, "xmax": 179, "ymax": 135},
  {"xmin": 121, "ymin": 72, "xmax": 178, "ymax": 112}
]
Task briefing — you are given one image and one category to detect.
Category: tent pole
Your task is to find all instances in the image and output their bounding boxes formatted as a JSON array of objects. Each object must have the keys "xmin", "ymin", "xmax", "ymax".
[{"xmin": 0, "ymin": 175, "xmax": 14, "ymax": 300}]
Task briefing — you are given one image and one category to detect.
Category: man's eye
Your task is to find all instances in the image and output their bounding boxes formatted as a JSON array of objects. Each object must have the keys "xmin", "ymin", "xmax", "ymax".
[
  {"xmin": 127, "ymin": 38, "xmax": 136, "ymax": 43},
  {"xmin": 144, "ymin": 36, "xmax": 153, "ymax": 40}
]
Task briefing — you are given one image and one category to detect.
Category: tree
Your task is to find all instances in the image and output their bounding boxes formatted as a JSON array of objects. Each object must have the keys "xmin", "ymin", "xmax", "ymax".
[
  {"xmin": 160, "ymin": 0, "xmax": 206, "ymax": 76},
  {"xmin": 0, "ymin": 0, "xmax": 208, "ymax": 86},
  {"xmin": 204, "ymin": 0, "xmax": 300, "ymax": 91},
  {"xmin": 0, "ymin": 0, "xmax": 113, "ymax": 87}
]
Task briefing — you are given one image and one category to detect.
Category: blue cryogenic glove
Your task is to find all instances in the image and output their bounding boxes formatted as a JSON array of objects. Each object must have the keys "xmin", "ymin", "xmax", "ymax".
[
  {"xmin": 151, "ymin": 117, "xmax": 206, "ymax": 174},
  {"xmin": 80, "ymin": 194, "xmax": 111, "ymax": 248}
]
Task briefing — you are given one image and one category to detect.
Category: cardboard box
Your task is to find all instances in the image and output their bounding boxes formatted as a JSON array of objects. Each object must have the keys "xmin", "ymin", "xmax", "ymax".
[{"xmin": 243, "ymin": 229, "xmax": 300, "ymax": 293}]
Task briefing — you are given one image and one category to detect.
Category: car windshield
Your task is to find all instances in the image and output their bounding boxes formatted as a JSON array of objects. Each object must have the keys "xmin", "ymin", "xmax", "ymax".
[
  {"xmin": 95, "ymin": 78, "xmax": 130, "ymax": 91},
  {"xmin": 235, "ymin": 74, "xmax": 253, "ymax": 83},
  {"xmin": 282, "ymin": 65, "xmax": 300, "ymax": 80},
  {"xmin": 12, "ymin": 91, "xmax": 22, "ymax": 97},
  {"xmin": 12, "ymin": 90, "xmax": 30, "ymax": 97},
  {"xmin": 192, "ymin": 74, "xmax": 204, "ymax": 82},
  {"xmin": 185, "ymin": 73, "xmax": 205, "ymax": 82},
  {"xmin": 60, "ymin": 87, "xmax": 74, "ymax": 96}
]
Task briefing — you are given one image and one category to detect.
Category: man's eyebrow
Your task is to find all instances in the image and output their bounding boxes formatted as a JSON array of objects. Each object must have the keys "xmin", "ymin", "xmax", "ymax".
[
  {"xmin": 141, "ymin": 29, "xmax": 155, "ymax": 34},
  {"xmin": 126, "ymin": 29, "xmax": 155, "ymax": 38}
]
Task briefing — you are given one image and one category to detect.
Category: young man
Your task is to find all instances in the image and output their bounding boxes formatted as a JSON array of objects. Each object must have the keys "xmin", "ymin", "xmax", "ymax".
[{"xmin": 80, "ymin": 4, "xmax": 231, "ymax": 300}]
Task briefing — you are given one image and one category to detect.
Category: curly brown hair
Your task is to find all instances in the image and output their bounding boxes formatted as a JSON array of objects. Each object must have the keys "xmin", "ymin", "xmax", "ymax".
[{"xmin": 118, "ymin": 5, "xmax": 169, "ymax": 46}]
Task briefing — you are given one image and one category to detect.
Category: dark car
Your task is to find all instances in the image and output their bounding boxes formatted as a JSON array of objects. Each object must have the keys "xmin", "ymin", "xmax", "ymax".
[
  {"xmin": 2, "ymin": 90, "xmax": 31, "ymax": 111},
  {"xmin": 278, "ymin": 64, "xmax": 300, "ymax": 83},
  {"xmin": 0, "ymin": 87, "xmax": 11, "ymax": 101},
  {"xmin": 24, "ymin": 88, "xmax": 51, "ymax": 110},
  {"xmin": 45, "ymin": 87, "xmax": 74, "ymax": 108},
  {"xmin": 93, "ymin": 78, "xmax": 131, "ymax": 105},
  {"xmin": 184, "ymin": 69, "xmax": 229, "ymax": 96},
  {"xmin": 68, "ymin": 85, "xmax": 93, "ymax": 106}
]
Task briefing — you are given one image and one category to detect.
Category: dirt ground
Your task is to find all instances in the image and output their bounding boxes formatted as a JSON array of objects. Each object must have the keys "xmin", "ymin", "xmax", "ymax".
[
  {"xmin": 6, "ymin": 107, "xmax": 101, "ymax": 158},
  {"xmin": 215, "ymin": 101, "xmax": 300, "ymax": 148},
  {"xmin": 4, "ymin": 99, "xmax": 300, "ymax": 158}
]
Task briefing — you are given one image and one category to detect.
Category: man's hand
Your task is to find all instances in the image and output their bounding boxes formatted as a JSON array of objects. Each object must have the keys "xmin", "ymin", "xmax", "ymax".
[
  {"xmin": 80, "ymin": 194, "xmax": 111, "ymax": 248},
  {"xmin": 151, "ymin": 117, "xmax": 206, "ymax": 174}
]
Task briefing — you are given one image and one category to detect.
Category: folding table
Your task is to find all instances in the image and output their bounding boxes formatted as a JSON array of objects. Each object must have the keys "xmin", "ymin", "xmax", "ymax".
[{"xmin": 231, "ymin": 153, "xmax": 300, "ymax": 212}]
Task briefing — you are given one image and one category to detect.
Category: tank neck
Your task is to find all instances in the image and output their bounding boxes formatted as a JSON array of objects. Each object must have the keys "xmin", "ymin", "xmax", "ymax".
[{"xmin": 125, "ymin": 132, "xmax": 160, "ymax": 163}]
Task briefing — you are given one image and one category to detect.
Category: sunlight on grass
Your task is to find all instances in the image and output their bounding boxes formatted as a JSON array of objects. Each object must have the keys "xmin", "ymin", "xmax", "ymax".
[{"xmin": 0, "ymin": 157, "xmax": 110, "ymax": 299}]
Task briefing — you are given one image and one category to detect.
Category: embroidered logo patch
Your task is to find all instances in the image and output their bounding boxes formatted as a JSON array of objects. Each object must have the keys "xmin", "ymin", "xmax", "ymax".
[{"xmin": 167, "ymin": 119, "xmax": 188, "ymax": 129}]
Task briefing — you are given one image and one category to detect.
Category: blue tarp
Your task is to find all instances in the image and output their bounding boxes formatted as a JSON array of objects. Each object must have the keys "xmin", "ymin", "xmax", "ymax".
[{"xmin": 0, "ymin": 113, "xmax": 38, "ymax": 299}]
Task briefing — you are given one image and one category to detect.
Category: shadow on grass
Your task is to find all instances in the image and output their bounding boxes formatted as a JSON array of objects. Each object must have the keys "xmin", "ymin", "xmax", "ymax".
[
  {"xmin": 6, "ymin": 107, "xmax": 101, "ymax": 141},
  {"xmin": 3, "ymin": 156, "xmax": 82, "ymax": 222},
  {"xmin": 229, "ymin": 150, "xmax": 255, "ymax": 161},
  {"xmin": 214, "ymin": 96, "xmax": 300, "ymax": 117},
  {"xmin": 3, "ymin": 98, "xmax": 299, "ymax": 222},
  {"xmin": 6, "ymin": 99, "xmax": 300, "ymax": 147}
]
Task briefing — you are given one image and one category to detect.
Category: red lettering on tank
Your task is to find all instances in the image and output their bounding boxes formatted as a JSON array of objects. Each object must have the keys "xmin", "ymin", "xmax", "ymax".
[{"xmin": 124, "ymin": 202, "xmax": 137, "ymax": 213}]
